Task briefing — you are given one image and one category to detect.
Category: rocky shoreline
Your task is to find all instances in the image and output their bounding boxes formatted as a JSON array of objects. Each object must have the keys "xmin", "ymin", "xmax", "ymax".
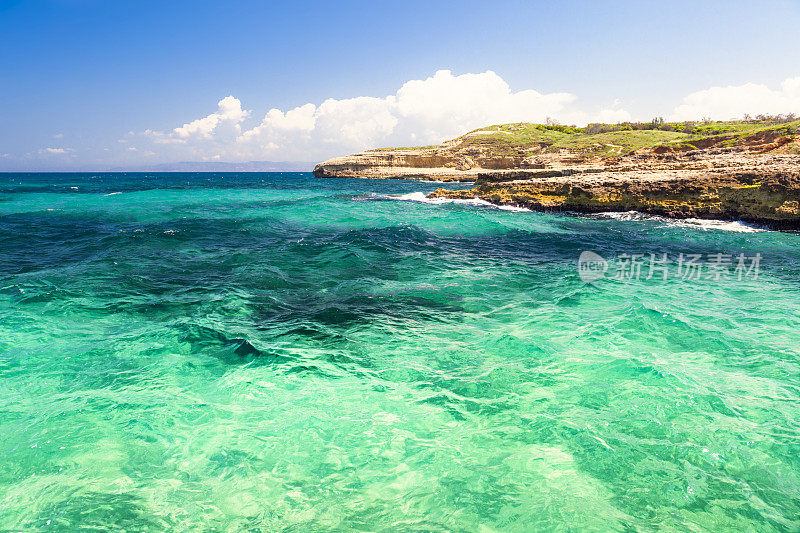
[
  {"xmin": 429, "ymin": 153, "xmax": 800, "ymax": 230},
  {"xmin": 313, "ymin": 121, "xmax": 800, "ymax": 229}
]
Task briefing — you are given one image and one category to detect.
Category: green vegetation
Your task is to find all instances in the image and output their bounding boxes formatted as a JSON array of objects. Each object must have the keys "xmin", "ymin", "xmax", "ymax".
[
  {"xmin": 714, "ymin": 121, "xmax": 799, "ymax": 146},
  {"xmin": 472, "ymin": 123, "xmax": 577, "ymax": 144},
  {"xmin": 653, "ymin": 121, "xmax": 800, "ymax": 153},
  {"xmin": 459, "ymin": 123, "xmax": 688, "ymax": 156},
  {"xmin": 555, "ymin": 129, "xmax": 687, "ymax": 154},
  {"xmin": 369, "ymin": 145, "xmax": 438, "ymax": 151},
  {"xmin": 454, "ymin": 119, "xmax": 799, "ymax": 157}
]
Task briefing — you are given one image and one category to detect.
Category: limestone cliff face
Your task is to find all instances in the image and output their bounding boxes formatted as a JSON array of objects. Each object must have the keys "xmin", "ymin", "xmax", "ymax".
[
  {"xmin": 312, "ymin": 130, "xmax": 538, "ymax": 181},
  {"xmin": 312, "ymin": 148, "xmax": 475, "ymax": 181}
]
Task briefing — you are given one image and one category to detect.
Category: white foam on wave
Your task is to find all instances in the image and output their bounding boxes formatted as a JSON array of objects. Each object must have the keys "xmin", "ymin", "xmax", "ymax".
[
  {"xmin": 104, "ymin": 192, "xmax": 122, "ymax": 196},
  {"xmin": 597, "ymin": 211, "xmax": 763, "ymax": 233},
  {"xmin": 418, "ymin": 180, "xmax": 475, "ymax": 184},
  {"xmin": 680, "ymin": 218, "xmax": 763, "ymax": 233},
  {"xmin": 380, "ymin": 192, "xmax": 530, "ymax": 212},
  {"xmin": 369, "ymin": 196, "xmax": 765, "ymax": 229}
]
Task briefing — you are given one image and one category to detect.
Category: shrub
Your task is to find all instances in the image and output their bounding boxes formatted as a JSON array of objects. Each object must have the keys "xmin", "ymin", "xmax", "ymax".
[{"xmin": 744, "ymin": 113, "xmax": 798, "ymax": 124}]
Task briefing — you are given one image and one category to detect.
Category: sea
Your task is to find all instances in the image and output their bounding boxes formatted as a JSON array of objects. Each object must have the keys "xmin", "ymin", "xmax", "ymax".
[{"xmin": 1, "ymin": 172, "xmax": 799, "ymax": 530}]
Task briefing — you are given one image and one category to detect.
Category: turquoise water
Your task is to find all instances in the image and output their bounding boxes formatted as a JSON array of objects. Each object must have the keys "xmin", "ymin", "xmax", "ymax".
[{"xmin": 1, "ymin": 172, "xmax": 800, "ymax": 531}]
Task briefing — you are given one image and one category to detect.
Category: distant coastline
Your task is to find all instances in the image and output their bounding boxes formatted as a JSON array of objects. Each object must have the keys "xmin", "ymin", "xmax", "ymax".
[
  {"xmin": 0, "ymin": 161, "xmax": 315, "ymax": 173},
  {"xmin": 109, "ymin": 161, "xmax": 315, "ymax": 172}
]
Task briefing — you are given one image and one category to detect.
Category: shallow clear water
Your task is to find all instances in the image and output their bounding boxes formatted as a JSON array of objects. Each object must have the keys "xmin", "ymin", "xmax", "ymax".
[{"xmin": 1, "ymin": 172, "xmax": 799, "ymax": 531}]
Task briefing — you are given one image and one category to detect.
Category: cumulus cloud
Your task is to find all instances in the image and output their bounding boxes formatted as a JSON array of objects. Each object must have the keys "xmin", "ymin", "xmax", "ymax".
[
  {"xmin": 386, "ymin": 70, "xmax": 576, "ymax": 143},
  {"xmin": 40, "ymin": 147, "xmax": 71, "ymax": 154},
  {"xmin": 237, "ymin": 102, "xmax": 318, "ymax": 152},
  {"xmin": 233, "ymin": 70, "xmax": 582, "ymax": 158},
  {"xmin": 592, "ymin": 99, "xmax": 632, "ymax": 124},
  {"xmin": 147, "ymin": 95, "xmax": 250, "ymax": 144},
  {"xmin": 671, "ymin": 76, "xmax": 800, "ymax": 120},
  {"xmin": 143, "ymin": 70, "xmax": 600, "ymax": 161}
]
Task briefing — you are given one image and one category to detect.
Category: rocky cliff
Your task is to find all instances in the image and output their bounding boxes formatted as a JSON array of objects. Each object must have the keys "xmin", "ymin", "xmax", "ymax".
[
  {"xmin": 312, "ymin": 126, "xmax": 553, "ymax": 181},
  {"xmin": 313, "ymin": 121, "xmax": 800, "ymax": 229}
]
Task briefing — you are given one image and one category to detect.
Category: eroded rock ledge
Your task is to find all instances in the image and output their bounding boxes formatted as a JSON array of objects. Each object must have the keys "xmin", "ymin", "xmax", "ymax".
[{"xmin": 430, "ymin": 154, "xmax": 800, "ymax": 230}]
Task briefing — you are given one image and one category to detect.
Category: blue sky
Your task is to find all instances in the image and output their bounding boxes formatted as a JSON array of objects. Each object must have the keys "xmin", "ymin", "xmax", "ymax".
[{"xmin": 2, "ymin": 0, "xmax": 800, "ymax": 169}]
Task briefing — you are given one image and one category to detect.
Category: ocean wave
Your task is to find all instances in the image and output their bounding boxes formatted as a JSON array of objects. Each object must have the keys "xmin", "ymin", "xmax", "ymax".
[
  {"xmin": 375, "ymin": 196, "xmax": 768, "ymax": 228},
  {"xmin": 374, "ymin": 191, "xmax": 530, "ymax": 212},
  {"xmin": 595, "ymin": 211, "xmax": 764, "ymax": 233},
  {"xmin": 417, "ymin": 179, "xmax": 475, "ymax": 184}
]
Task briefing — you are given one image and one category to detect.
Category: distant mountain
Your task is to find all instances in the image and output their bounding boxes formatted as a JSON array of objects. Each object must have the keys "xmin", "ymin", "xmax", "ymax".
[{"xmin": 110, "ymin": 161, "xmax": 314, "ymax": 172}]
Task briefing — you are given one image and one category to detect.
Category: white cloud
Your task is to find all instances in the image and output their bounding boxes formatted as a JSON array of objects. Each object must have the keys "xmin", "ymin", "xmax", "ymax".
[
  {"xmin": 40, "ymin": 147, "xmax": 72, "ymax": 154},
  {"xmin": 144, "ymin": 70, "xmax": 600, "ymax": 161},
  {"xmin": 260, "ymin": 103, "xmax": 317, "ymax": 133},
  {"xmin": 174, "ymin": 95, "xmax": 249, "ymax": 139},
  {"xmin": 671, "ymin": 76, "xmax": 800, "ymax": 120},
  {"xmin": 238, "ymin": 103, "xmax": 318, "ymax": 148},
  {"xmin": 389, "ymin": 70, "xmax": 575, "ymax": 141},
  {"xmin": 53, "ymin": 133, "xmax": 64, "ymax": 139},
  {"xmin": 237, "ymin": 70, "xmax": 579, "ymax": 154},
  {"xmin": 147, "ymin": 95, "xmax": 251, "ymax": 145},
  {"xmin": 592, "ymin": 99, "xmax": 632, "ymax": 124},
  {"xmin": 309, "ymin": 96, "xmax": 399, "ymax": 145}
]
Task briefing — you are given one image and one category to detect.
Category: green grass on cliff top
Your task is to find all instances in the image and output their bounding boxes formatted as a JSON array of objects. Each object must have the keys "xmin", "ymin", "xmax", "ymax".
[
  {"xmin": 553, "ymin": 130, "xmax": 687, "ymax": 155},
  {"xmin": 458, "ymin": 120, "xmax": 799, "ymax": 155}
]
